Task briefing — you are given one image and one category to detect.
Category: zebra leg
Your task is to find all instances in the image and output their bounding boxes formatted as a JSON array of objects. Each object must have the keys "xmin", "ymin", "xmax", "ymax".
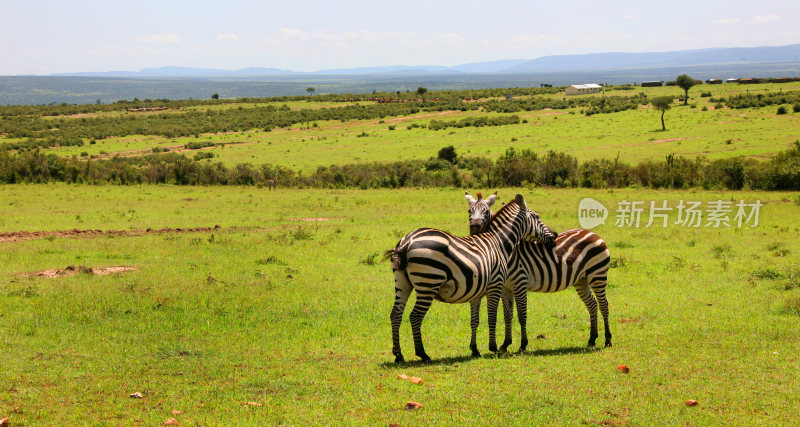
[
  {"xmin": 409, "ymin": 291, "xmax": 435, "ymax": 362},
  {"xmin": 515, "ymin": 283, "xmax": 529, "ymax": 352},
  {"xmin": 499, "ymin": 287, "xmax": 514, "ymax": 352},
  {"xmin": 469, "ymin": 298, "xmax": 481, "ymax": 357},
  {"xmin": 391, "ymin": 270, "xmax": 413, "ymax": 363},
  {"xmin": 591, "ymin": 278, "xmax": 612, "ymax": 347},
  {"xmin": 574, "ymin": 279, "xmax": 599, "ymax": 347},
  {"xmin": 486, "ymin": 288, "xmax": 502, "ymax": 353}
]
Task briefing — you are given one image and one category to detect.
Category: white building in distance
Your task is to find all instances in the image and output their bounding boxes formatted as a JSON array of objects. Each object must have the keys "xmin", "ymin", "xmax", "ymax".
[{"xmin": 565, "ymin": 83, "xmax": 602, "ymax": 95}]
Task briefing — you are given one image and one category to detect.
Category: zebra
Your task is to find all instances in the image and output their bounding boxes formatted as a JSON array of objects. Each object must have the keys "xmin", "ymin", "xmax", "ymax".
[
  {"xmin": 468, "ymin": 194, "xmax": 612, "ymax": 351},
  {"xmin": 384, "ymin": 194, "xmax": 557, "ymax": 363}
]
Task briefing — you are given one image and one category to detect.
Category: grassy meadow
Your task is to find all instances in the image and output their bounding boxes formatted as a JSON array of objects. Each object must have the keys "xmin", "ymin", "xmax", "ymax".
[
  {"xmin": 2, "ymin": 184, "xmax": 800, "ymax": 424},
  {"xmin": 21, "ymin": 82, "xmax": 800, "ymax": 171}
]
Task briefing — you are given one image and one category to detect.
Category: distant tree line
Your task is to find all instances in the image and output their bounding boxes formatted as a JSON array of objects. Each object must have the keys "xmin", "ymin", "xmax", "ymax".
[{"xmin": 2, "ymin": 143, "xmax": 798, "ymax": 190}]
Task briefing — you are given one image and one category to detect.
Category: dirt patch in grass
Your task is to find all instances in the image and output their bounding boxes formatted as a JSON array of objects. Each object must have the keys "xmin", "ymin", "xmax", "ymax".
[
  {"xmin": 288, "ymin": 217, "xmax": 333, "ymax": 222},
  {"xmin": 650, "ymin": 137, "xmax": 689, "ymax": 144},
  {"xmin": 0, "ymin": 225, "xmax": 223, "ymax": 243},
  {"xmin": 27, "ymin": 265, "xmax": 137, "ymax": 278}
]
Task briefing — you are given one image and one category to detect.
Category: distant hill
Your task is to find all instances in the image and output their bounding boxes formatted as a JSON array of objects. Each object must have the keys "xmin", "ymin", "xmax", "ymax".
[
  {"xmin": 46, "ymin": 44, "xmax": 800, "ymax": 77},
  {"xmin": 506, "ymin": 44, "xmax": 800, "ymax": 72}
]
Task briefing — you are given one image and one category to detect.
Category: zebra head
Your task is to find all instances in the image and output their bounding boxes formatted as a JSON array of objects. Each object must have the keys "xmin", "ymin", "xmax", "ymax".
[
  {"xmin": 514, "ymin": 194, "xmax": 558, "ymax": 247},
  {"xmin": 465, "ymin": 191, "xmax": 497, "ymax": 235}
]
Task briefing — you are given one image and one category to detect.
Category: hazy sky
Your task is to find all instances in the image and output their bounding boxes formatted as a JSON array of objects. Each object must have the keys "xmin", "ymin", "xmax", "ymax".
[{"xmin": 2, "ymin": 0, "xmax": 799, "ymax": 74}]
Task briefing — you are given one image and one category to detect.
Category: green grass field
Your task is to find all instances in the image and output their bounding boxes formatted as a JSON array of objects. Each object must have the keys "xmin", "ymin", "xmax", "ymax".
[
  {"xmin": 2, "ymin": 185, "xmax": 799, "ymax": 424},
  {"xmin": 16, "ymin": 82, "xmax": 800, "ymax": 172}
]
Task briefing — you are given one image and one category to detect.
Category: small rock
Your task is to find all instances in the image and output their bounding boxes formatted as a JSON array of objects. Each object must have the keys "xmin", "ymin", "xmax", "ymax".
[
  {"xmin": 171, "ymin": 410, "xmax": 182, "ymax": 416},
  {"xmin": 404, "ymin": 401, "xmax": 423, "ymax": 411},
  {"xmin": 616, "ymin": 364, "xmax": 630, "ymax": 373},
  {"xmin": 0, "ymin": 417, "xmax": 8, "ymax": 426},
  {"xmin": 686, "ymin": 400, "xmax": 698, "ymax": 407},
  {"xmin": 129, "ymin": 392, "xmax": 144, "ymax": 399},
  {"xmin": 163, "ymin": 418, "xmax": 179, "ymax": 426},
  {"xmin": 242, "ymin": 401, "xmax": 263, "ymax": 407},
  {"xmin": 408, "ymin": 377, "xmax": 424, "ymax": 385},
  {"xmin": 397, "ymin": 374, "xmax": 408, "ymax": 380}
]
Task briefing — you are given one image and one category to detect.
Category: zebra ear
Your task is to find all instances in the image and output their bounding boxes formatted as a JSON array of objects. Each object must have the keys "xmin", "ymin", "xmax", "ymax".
[
  {"xmin": 486, "ymin": 191, "xmax": 497, "ymax": 207},
  {"xmin": 465, "ymin": 191, "xmax": 477, "ymax": 206},
  {"xmin": 515, "ymin": 194, "xmax": 529, "ymax": 211}
]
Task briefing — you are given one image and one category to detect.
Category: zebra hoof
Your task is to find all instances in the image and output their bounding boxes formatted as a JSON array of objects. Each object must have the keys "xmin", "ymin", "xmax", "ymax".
[
  {"xmin": 417, "ymin": 353, "xmax": 432, "ymax": 363},
  {"xmin": 605, "ymin": 341, "xmax": 613, "ymax": 348},
  {"xmin": 499, "ymin": 344, "xmax": 509, "ymax": 353},
  {"xmin": 394, "ymin": 354, "xmax": 405, "ymax": 363},
  {"xmin": 587, "ymin": 340, "xmax": 597, "ymax": 347}
]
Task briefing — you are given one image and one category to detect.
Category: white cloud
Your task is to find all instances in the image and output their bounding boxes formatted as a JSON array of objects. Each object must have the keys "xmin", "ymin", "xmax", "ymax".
[
  {"xmin": 624, "ymin": 14, "xmax": 636, "ymax": 20},
  {"xmin": 750, "ymin": 14, "xmax": 778, "ymax": 23},
  {"xmin": 508, "ymin": 33, "xmax": 563, "ymax": 45},
  {"xmin": 712, "ymin": 17, "xmax": 742, "ymax": 25},
  {"xmin": 133, "ymin": 32, "xmax": 181, "ymax": 44},
  {"xmin": 216, "ymin": 33, "xmax": 239, "ymax": 42},
  {"xmin": 435, "ymin": 32, "xmax": 467, "ymax": 45},
  {"xmin": 713, "ymin": 14, "xmax": 779, "ymax": 25},
  {"xmin": 277, "ymin": 27, "xmax": 309, "ymax": 42}
]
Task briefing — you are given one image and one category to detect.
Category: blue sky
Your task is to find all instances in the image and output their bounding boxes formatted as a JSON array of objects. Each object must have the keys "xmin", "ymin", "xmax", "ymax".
[{"xmin": 1, "ymin": 0, "xmax": 799, "ymax": 74}]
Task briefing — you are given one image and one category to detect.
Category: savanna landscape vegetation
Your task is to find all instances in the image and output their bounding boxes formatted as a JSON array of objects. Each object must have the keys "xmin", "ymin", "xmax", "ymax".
[{"xmin": 2, "ymin": 79, "xmax": 800, "ymax": 424}]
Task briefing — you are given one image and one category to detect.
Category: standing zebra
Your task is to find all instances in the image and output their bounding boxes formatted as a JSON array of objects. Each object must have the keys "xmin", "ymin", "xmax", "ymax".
[
  {"xmin": 384, "ymin": 194, "xmax": 557, "ymax": 363},
  {"xmin": 468, "ymin": 195, "xmax": 612, "ymax": 350}
]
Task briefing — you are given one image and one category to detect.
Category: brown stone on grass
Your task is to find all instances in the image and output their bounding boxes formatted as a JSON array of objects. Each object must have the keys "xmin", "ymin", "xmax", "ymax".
[{"xmin": 404, "ymin": 401, "xmax": 423, "ymax": 411}]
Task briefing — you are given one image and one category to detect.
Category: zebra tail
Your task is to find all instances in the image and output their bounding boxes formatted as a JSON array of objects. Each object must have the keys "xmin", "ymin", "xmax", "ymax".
[{"xmin": 383, "ymin": 242, "xmax": 409, "ymax": 271}]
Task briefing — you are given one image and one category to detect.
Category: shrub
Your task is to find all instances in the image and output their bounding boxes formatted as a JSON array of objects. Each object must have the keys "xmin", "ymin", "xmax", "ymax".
[
  {"xmin": 794, "ymin": 103, "xmax": 800, "ymax": 113},
  {"xmin": 194, "ymin": 152, "xmax": 215, "ymax": 161},
  {"xmin": 185, "ymin": 141, "xmax": 215, "ymax": 150},
  {"xmin": 437, "ymin": 146, "xmax": 457, "ymax": 164},
  {"xmin": 777, "ymin": 106, "xmax": 788, "ymax": 115}
]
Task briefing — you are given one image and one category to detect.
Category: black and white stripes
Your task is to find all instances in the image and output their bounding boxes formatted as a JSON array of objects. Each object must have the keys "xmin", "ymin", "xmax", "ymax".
[
  {"xmin": 384, "ymin": 194, "xmax": 556, "ymax": 363},
  {"xmin": 471, "ymin": 197, "xmax": 612, "ymax": 350}
]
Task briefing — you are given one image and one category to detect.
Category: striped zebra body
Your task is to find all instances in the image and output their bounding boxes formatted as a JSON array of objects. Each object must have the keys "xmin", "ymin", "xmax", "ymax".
[
  {"xmin": 501, "ymin": 229, "xmax": 612, "ymax": 350},
  {"xmin": 467, "ymin": 195, "xmax": 612, "ymax": 351},
  {"xmin": 386, "ymin": 195, "xmax": 556, "ymax": 363}
]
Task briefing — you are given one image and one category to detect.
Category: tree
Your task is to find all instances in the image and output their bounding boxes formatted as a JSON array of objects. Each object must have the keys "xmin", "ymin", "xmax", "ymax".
[
  {"xmin": 676, "ymin": 74, "xmax": 697, "ymax": 105},
  {"xmin": 306, "ymin": 87, "xmax": 315, "ymax": 96},
  {"xmin": 211, "ymin": 93, "xmax": 219, "ymax": 100},
  {"xmin": 651, "ymin": 96, "xmax": 673, "ymax": 130},
  {"xmin": 472, "ymin": 157, "xmax": 494, "ymax": 187},
  {"xmin": 437, "ymin": 145, "xmax": 457, "ymax": 164},
  {"xmin": 416, "ymin": 86, "xmax": 428, "ymax": 102}
]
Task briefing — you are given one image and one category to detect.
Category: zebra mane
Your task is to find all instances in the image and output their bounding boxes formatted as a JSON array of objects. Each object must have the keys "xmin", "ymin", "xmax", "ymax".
[{"xmin": 489, "ymin": 199, "xmax": 520, "ymax": 223}]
